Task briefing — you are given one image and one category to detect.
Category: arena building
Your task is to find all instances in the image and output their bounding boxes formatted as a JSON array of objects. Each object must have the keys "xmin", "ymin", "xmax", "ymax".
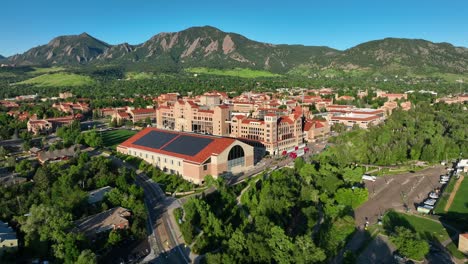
[{"xmin": 117, "ymin": 128, "xmax": 254, "ymax": 184}]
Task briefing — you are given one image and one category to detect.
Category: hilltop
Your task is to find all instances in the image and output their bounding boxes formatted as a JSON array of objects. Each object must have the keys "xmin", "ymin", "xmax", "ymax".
[{"xmin": 5, "ymin": 26, "xmax": 468, "ymax": 75}]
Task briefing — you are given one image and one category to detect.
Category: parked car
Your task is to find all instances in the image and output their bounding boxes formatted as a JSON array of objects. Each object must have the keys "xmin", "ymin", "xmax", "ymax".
[
  {"xmin": 440, "ymin": 176, "xmax": 450, "ymax": 181},
  {"xmin": 429, "ymin": 192, "xmax": 439, "ymax": 199},
  {"xmin": 362, "ymin": 175, "xmax": 377, "ymax": 182},
  {"xmin": 424, "ymin": 199, "xmax": 437, "ymax": 206},
  {"xmin": 423, "ymin": 204, "xmax": 435, "ymax": 210}
]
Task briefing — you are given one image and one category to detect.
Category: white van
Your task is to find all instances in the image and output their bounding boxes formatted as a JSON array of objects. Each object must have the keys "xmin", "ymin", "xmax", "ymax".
[{"xmin": 362, "ymin": 175, "xmax": 377, "ymax": 182}]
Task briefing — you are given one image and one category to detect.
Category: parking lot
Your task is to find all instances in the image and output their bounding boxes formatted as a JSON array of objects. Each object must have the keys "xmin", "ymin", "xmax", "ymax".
[{"xmin": 355, "ymin": 165, "xmax": 447, "ymax": 227}]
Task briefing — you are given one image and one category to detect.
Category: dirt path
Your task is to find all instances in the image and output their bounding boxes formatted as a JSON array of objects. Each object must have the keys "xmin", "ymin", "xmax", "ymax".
[{"xmin": 444, "ymin": 175, "xmax": 464, "ymax": 212}]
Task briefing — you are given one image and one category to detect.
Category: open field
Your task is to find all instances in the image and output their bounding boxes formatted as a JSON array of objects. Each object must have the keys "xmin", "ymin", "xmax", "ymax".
[
  {"xmin": 125, "ymin": 71, "xmax": 156, "ymax": 80},
  {"xmin": 101, "ymin": 129, "xmax": 136, "ymax": 148},
  {"xmin": 30, "ymin": 66, "xmax": 66, "ymax": 74},
  {"xmin": 16, "ymin": 73, "xmax": 94, "ymax": 87},
  {"xmin": 186, "ymin": 67, "xmax": 281, "ymax": 78},
  {"xmin": 384, "ymin": 212, "xmax": 451, "ymax": 242},
  {"xmin": 447, "ymin": 176, "xmax": 468, "ymax": 214},
  {"xmin": 374, "ymin": 165, "xmax": 427, "ymax": 176},
  {"xmin": 434, "ymin": 175, "xmax": 459, "ymax": 214},
  {"xmin": 446, "ymin": 242, "xmax": 467, "ymax": 260}
]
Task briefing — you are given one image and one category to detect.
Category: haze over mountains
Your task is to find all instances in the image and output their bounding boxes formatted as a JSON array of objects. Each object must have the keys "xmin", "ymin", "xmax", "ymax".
[{"xmin": 3, "ymin": 26, "xmax": 468, "ymax": 74}]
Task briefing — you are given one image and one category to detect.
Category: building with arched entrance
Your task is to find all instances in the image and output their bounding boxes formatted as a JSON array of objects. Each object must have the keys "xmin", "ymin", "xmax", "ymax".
[{"xmin": 117, "ymin": 128, "xmax": 254, "ymax": 184}]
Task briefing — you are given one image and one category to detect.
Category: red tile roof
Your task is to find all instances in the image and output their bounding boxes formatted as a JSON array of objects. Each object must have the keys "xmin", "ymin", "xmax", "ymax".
[
  {"xmin": 279, "ymin": 116, "xmax": 294, "ymax": 124},
  {"xmin": 198, "ymin": 109, "xmax": 214, "ymax": 113},
  {"xmin": 119, "ymin": 128, "xmax": 236, "ymax": 164},
  {"xmin": 461, "ymin": 233, "xmax": 468, "ymax": 239},
  {"xmin": 131, "ymin": 108, "xmax": 155, "ymax": 115},
  {"xmin": 304, "ymin": 120, "xmax": 325, "ymax": 131}
]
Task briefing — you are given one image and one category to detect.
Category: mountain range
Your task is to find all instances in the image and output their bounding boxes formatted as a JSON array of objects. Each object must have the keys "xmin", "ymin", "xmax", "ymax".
[{"xmin": 3, "ymin": 26, "xmax": 468, "ymax": 74}]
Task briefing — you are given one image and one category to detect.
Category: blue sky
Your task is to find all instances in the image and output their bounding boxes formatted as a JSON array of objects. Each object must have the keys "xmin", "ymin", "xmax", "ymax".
[{"xmin": 1, "ymin": 0, "xmax": 467, "ymax": 56}]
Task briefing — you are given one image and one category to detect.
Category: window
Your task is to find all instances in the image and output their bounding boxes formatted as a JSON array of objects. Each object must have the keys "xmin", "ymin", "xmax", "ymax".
[
  {"xmin": 178, "ymin": 161, "xmax": 181, "ymax": 166},
  {"xmin": 227, "ymin": 145, "xmax": 245, "ymax": 170},
  {"xmin": 203, "ymin": 164, "xmax": 208, "ymax": 170}
]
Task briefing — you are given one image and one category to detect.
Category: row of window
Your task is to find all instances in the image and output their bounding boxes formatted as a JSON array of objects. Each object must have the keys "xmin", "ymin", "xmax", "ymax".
[{"xmin": 133, "ymin": 150, "xmax": 182, "ymax": 167}]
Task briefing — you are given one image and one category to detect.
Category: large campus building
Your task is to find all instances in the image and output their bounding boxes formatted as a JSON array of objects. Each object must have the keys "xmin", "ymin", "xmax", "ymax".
[
  {"xmin": 156, "ymin": 100, "xmax": 231, "ymax": 136},
  {"xmin": 117, "ymin": 128, "xmax": 254, "ymax": 184},
  {"xmin": 229, "ymin": 112, "xmax": 304, "ymax": 155}
]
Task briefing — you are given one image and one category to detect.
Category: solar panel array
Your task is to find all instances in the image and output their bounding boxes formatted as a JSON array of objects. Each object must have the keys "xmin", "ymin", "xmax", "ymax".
[
  {"xmin": 162, "ymin": 135, "xmax": 214, "ymax": 156},
  {"xmin": 133, "ymin": 130, "xmax": 178, "ymax": 149},
  {"xmin": 133, "ymin": 130, "xmax": 215, "ymax": 156}
]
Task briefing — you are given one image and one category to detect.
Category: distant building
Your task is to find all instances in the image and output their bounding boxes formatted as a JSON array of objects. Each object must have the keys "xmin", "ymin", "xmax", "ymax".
[
  {"xmin": 156, "ymin": 101, "xmax": 231, "ymax": 136},
  {"xmin": 117, "ymin": 128, "xmax": 254, "ymax": 184},
  {"xmin": 112, "ymin": 111, "xmax": 131, "ymax": 124},
  {"xmin": 88, "ymin": 186, "xmax": 113, "ymax": 204},
  {"xmin": 303, "ymin": 119, "xmax": 330, "ymax": 141},
  {"xmin": 52, "ymin": 102, "xmax": 90, "ymax": 114},
  {"xmin": 0, "ymin": 101, "xmax": 19, "ymax": 109},
  {"xmin": 59, "ymin": 92, "xmax": 73, "ymax": 99},
  {"xmin": 0, "ymin": 174, "xmax": 27, "ymax": 188},
  {"xmin": 37, "ymin": 145, "xmax": 80, "ymax": 164},
  {"xmin": 230, "ymin": 112, "xmax": 304, "ymax": 155},
  {"xmin": 376, "ymin": 91, "xmax": 408, "ymax": 101},
  {"xmin": 0, "ymin": 221, "xmax": 18, "ymax": 255},
  {"xmin": 74, "ymin": 207, "xmax": 131, "ymax": 237},
  {"xmin": 15, "ymin": 94, "xmax": 38, "ymax": 101},
  {"xmin": 459, "ymin": 234, "xmax": 468, "ymax": 254},
  {"xmin": 27, "ymin": 115, "xmax": 80, "ymax": 135},
  {"xmin": 155, "ymin": 93, "xmax": 180, "ymax": 105},
  {"xmin": 330, "ymin": 113, "xmax": 382, "ymax": 129},
  {"xmin": 436, "ymin": 94, "xmax": 468, "ymax": 105},
  {"xmin": 457, "ymin": 159, "xmax": 468, "ymax": 173},
  {"xmin": 127, "ymin": 108, "xmax": 156, "ymax": 123}
]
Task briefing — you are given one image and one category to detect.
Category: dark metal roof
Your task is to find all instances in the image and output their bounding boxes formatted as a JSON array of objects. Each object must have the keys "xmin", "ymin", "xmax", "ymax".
[{"xmin": 162, "ymin": 135, "xmax": 214, "ymax": 156}]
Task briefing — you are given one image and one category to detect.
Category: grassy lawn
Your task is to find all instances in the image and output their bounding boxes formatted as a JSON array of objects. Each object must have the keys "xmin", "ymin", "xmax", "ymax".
[
  {"xmin": 101, "ymin": 129, "xmax": 137, "ymax": 148},
  {"xmin": 384, "ymin": 211, "xmax": 452, "ymax": 243},
  {"xmin": 374, "ymin": 165, "xmax": 426, "ymax": 176},
  {"xmin": 30, "ymin": 66, "xmax": 66, "ymax": 74},
  {"xmin": 446, "ymin": 242, "xmax": 467, "ymax": 260},
  {"xmin": 186, "ymin": 67, "xmax": 281, "ymax": 78},
  {"xmin": 16, "ymin": 72, "xmax": 94, "ymax": 87},
  {"xmin": 434, "ymin": 175, "xmax": 458, "ymax": 214},
  {"xmin": 448, "ymin": 176, "xmax": 468, "ymax": 214},
  {"xmin": 125, "ymin": 71, "xmax": 156, "ymax": 80}
]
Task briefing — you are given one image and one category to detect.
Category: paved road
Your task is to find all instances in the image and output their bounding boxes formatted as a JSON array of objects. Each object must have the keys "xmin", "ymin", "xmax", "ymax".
[
  {"xmin": 228, "ymin": 141, "xmax": 327, "ymax": 185},
  {"xmin": 136, "ymin": 173, "xmax": 190, "ymax": 264},
  {"xmin": 333, "ymin": 166, "xmax": 447, "ymax": 263},
  {"xmin": 107, "ymin": 154, "xmax": 190, "ymax": 264}
]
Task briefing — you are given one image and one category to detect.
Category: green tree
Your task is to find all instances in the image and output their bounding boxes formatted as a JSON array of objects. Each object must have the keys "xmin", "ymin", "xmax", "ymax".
[
  {"xmin": 334, "ymin": 188, "xmax": 368, "ymax": 209},
  {"xmin": 390, "ymin": 226, "xmax": 429, "ymax": 261},
  {"xmin": 293, "ymin": 235, "xmax": 326, "ymax": 264},
  {"xmin": 76, "ymin": 249, "xmax": 97, "ymax": 264},
  {"xmin": 341, "ymin": 166, "xmax": 363, "ymax": 184},
  {"xmin": 267, "ymin": 226, "xmax": 294, "ymax": 264},
  {"xmin": 107, "ymin": 230, "xmax": 123, "ymax": 246},
  {"xmin": 294, "ymin": 157, "xmax": 305, "ymax": 172}
]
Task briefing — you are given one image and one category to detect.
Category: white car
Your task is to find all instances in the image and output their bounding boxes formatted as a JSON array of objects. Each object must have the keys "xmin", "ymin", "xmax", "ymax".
[
  {"xmin": 429, "ymin": 192, "xmax": 439, "ymax": 199},
  {"xmin": 424, "ymin": 199, "xmax": 437, "ymax": 206},
  {"xmin": 440, "ymin": 180, "xmax": 448, "ymax": 184},
  {"xmin": 423, "ymin": 204, "xmax": 434, "ymax": 210}
]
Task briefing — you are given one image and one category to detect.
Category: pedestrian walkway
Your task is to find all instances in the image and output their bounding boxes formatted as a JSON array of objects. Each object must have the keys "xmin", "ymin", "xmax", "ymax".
[{"xmin": 444, "ymin": 175, "xmax": 464, "ymax": 212}]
